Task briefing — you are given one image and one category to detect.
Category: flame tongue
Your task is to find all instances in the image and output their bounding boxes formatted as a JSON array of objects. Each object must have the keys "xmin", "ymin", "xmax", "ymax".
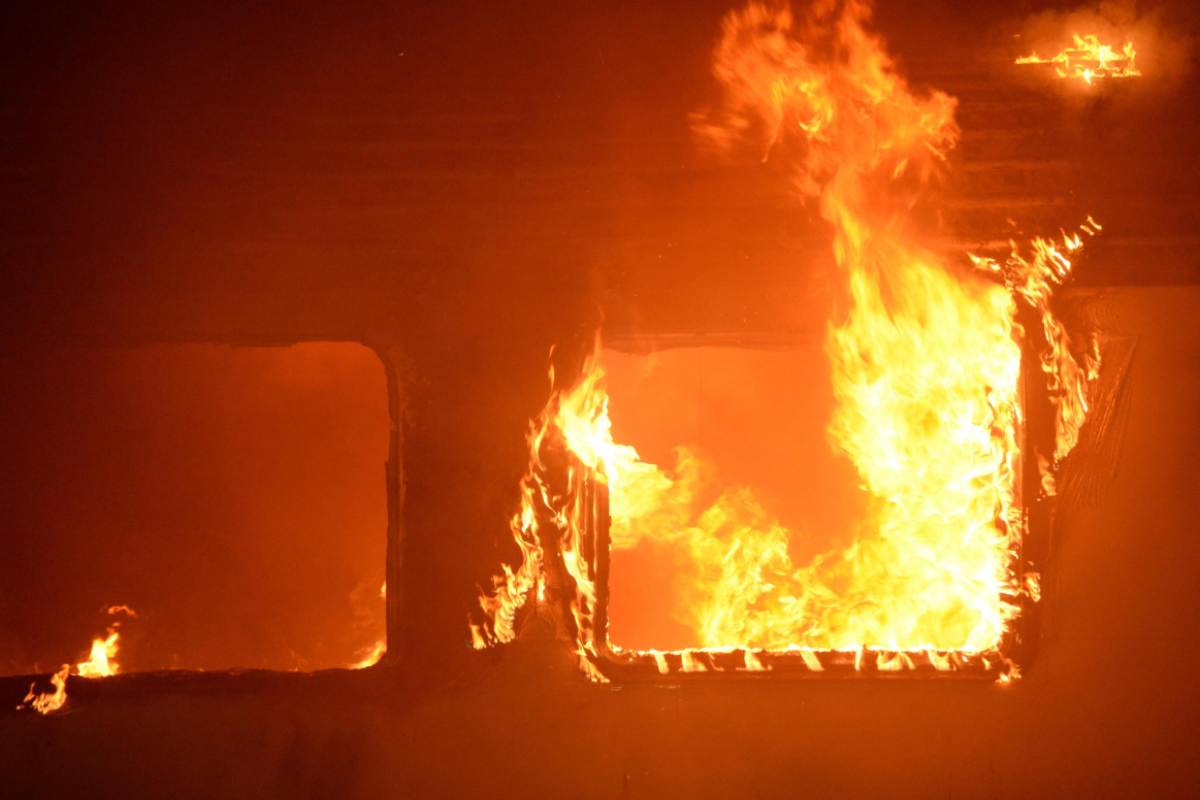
[
  {"xmin": 662, "ymin": 0, "xmax": 1023, "ymax": 652},
  {"xmin": 74, "ymin": 604, "xmax": 136, "ymax": 678},
  {"xmin": 472, "ymin": 1, "xmax": 1096, "ymax": 679},
  {"xmin": 1017, "ymin": 34, "xmax": 1141, "ymax": 85},
  {"xmin": 75, "ymin": 628, "xmax": 121, "ymax": 678}
]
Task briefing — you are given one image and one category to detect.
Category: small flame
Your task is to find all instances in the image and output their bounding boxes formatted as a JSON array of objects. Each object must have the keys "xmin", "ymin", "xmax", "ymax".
[
  {"xmin": 75, "ymin": 629, "xmax": 121, "ymax": 678},
  {"xmin": 877, "ymin": 652, "xmax": 916, "ymax": 672},
  {"xmin": 17, "ymin": 665, "xmax": 69, "ymax": 715},
  {"xmin": 1024, "ymin": 573, "xmax": 1043, "ymax": 603},
  {"xmin": 18, "ymin": 604, "xmax": 136, "ymax": 715},
  {"xmin": 927, "ymin": 650, "xmax": 952, "ymax": 671},
  {"xmin": 348, "ymin": 581, "xmax": 387, "ymax": 668},
  {"xmin": 1017, "ymin": 34, "xmax": 1141, "ymax": 85},
  {"xmin": 349, "ymin": 640, "xmax": 386, "ymax": 670},
  {"xmin": 73, "ymin": 603, "xmax": 137, "ymax": 679},
  {"xmin": 743, "ymin": 650, "xmax": 769, "ymax": 672},
  {"xmin": 103, "ymin": 604, "xmax": 138, "ymax": 618}
]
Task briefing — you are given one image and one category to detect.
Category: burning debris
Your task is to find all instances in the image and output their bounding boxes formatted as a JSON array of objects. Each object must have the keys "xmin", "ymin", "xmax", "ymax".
[
  {"xmin": 472, "ymin": 0, "xmax": 1101, "ymax": 682},
  {"xmin": 1016, "ymin": 33, "xmax": 1141, "ymax": 84}
]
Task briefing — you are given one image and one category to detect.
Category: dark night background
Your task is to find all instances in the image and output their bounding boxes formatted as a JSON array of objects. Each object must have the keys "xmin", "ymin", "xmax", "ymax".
[{"xmin": 1, "ymin": 1, "xmax": 1199, "ymax": 797}]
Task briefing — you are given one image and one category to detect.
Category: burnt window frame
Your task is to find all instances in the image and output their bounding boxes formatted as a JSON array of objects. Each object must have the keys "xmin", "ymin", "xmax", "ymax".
[{"xmin": 577, "ymin": 329, "xmax": 1043, "ymax": 681}]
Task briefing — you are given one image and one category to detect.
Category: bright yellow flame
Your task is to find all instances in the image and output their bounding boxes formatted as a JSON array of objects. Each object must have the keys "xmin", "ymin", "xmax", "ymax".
[
  {"xmin": 473, "ymin": 1, "xmax": 1097, "ymax": 680},
  {"xmin": 75, "ymin": 629, "xmax": 121, "ymax": 678},
  {"xmin": 1016, "ymin": 34, "xmax": 1141, "ymax": 84},
  {"xmin": 73, "ymin": 603, "xmax": 136, "ymax": 678}
]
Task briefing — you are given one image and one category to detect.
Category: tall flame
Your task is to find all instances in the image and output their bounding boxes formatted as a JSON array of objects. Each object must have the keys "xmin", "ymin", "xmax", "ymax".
[
  {"xmin": 473, "ymin": 1, "xmax": 1097, "ymax": 680},
  {"xmin": 1016, "ymin": 34, "xmax": 1141, "ymax": 85}
]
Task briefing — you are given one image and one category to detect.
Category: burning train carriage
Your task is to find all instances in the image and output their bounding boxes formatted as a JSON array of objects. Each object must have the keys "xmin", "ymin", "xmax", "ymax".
[{"xmin": 2, "ymin": 1, "xmax": 1199, "ymax": 797}]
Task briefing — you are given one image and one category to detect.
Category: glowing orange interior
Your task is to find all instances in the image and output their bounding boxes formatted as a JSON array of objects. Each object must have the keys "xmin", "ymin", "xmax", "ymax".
[{"xmin": 604, "ymin": 344, "xmax": 865, "ymax": 651}]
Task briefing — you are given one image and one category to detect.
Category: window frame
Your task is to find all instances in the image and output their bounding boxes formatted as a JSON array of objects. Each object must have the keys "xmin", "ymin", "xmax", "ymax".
[{"xmin": 580, "ymin": 330, "xmax": 1040, "ymax": 681}]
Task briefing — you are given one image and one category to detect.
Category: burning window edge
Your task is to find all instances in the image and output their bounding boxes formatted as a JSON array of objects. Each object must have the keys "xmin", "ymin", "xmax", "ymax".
[
  {"xmin": 469, "ymin": 215, "xmax": 1098, "ymax": 684},
  {"xmin": 470, "ymin": 1, "xmax": 1103, "ymax": 686}
]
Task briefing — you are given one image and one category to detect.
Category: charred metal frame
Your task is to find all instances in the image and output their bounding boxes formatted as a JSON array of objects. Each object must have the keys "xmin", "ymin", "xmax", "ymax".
[
  {"xmin": 374, "ymin": 342, "xmax": 407, "ymax": 669},
  {"xmin": 572, "ymin": 329, "xmax": 1045, "ymax": 681}
]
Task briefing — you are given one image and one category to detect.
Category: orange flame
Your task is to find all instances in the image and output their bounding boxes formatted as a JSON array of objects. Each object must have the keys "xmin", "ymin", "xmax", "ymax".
[
  {"xmin": 473, "ymin": 1, "xmax": 1098, "ymax": 681},
  {"xmin": 349, "ymin": 640, "xmax": 386, "ymax": 670},
  {"xmin": 74, "ymin": 629, "xmax": 121, "ymax": 678},
  {"xmin": 17, "ymin": 665, "xmax": 69, "ymax": 715},
  {"xmin": 348, "ymin": 581, "xmax": 387, "ymax": 669},
  {"xmin": 18, "ymin": 604, "xmax": 136, "ymax": 715},
  {"xmin": 73, "ymin": 603, "xmax": 136, "ymax": 678},
  {"xmin": 469, "ymin": 386, "xmax": 552, "ymax": 651},
  {"xmin": 1016, "ymin": 34, "xmax": 1141, "ymax": 85}
]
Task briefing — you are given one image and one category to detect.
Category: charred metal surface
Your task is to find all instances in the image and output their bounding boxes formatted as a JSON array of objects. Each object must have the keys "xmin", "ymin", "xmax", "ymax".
[{"xmin": 371, "ymin": 343, "xmax": 408, "ymax": 668}]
